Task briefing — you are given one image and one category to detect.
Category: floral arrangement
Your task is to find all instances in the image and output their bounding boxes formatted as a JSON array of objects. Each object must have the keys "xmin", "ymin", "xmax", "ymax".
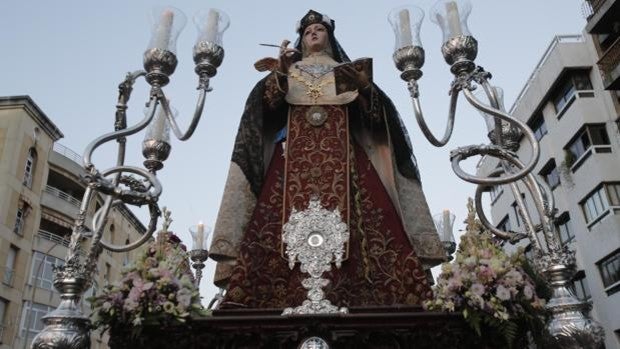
[
  {"xmin": 89, "ymin": 230, "xmax": 206, "ymax": 335},
  {"xmin": 424, "ymin": 199, "xmax": 548, "ymax": 347}
]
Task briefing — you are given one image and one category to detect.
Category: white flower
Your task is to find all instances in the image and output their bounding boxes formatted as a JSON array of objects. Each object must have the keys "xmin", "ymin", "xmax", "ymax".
[
  {"xmin": 523, "ymin": 285, "xmax": 533, "ymax": 300},
  {"xmin": 496, "ymin": 285, "xmax": 511, "ymax": 301}
]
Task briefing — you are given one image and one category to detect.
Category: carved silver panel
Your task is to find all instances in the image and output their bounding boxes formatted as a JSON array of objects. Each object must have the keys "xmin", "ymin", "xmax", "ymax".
[{"xmin": 282, "ymin": 198, "xmax": 349, "ymax": 315}]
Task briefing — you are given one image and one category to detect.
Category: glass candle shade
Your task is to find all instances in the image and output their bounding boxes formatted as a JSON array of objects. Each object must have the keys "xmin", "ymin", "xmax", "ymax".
[
  {"xmin": 433, "ymin": 210, "xmax": 456, "ymax": 244},
  {"xmin": 388, "ymin": 5, "xmax": 424, "ymax": 51},
  {"xmin": 430, "ymin": 0, "xmax": 472, "ymax": 43},
  {"xmin": 189, "ymin": 222, "xmax": 212, "ymax": 251},
  {"xmin": 474, "ymin": 85, "xmax": 505, "ymax": 134},
  {"xmin": 144, "ymin": 103, "xmax": 177, "ymax": 143},
  {"xmin": 194, "ymin": 8, "xmax": 230, "ymax": 46},
  {"xmin": 147, "ymin": 6, "xmax": 187, "ymax": 53}
]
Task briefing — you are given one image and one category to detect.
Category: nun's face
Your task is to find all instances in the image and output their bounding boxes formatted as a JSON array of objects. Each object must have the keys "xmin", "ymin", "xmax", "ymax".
[{"xmin": 303, "ymin": 23, "xmax": 328, "ymax": 53}]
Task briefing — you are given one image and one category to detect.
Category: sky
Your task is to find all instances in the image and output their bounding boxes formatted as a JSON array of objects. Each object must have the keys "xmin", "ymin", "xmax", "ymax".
[{"xmin": 0, "ymin": 0, "xmax": 587, "ymax": 300}]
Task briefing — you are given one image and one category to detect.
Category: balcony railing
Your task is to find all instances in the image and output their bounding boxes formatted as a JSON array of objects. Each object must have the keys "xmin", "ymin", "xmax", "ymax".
[
  {"xmin": 37, "ymin": 230, "xmax": 71, "ymax": 248},
  {"xmin": 53, "ymin": 143, "xmax": 82, "ymax": 165},
  {"xmin": 598, "ymin": 35, "xmax": 620, "ymax": 84},
  {"xmin": 44, "ymin": 185, "xmax": 81, "ymax": 208},
  {"xmin": 582, "ymin": 0, "xmax": 607, "ymax": 19},
  {"xmin": 2, "ymin": 267, "xmax": 15, "ymax": 287}
]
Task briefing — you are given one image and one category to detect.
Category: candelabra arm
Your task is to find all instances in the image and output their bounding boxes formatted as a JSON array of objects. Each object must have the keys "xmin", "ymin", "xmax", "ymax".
[
  {"xmin": 457, "ymin": 88, "xmax": 540, "ymax": 185},
  {"xmin": 83, "ymin": 95, "xmax": 159, "ymax": 169},
  {"xmin": 409, "ymin": 80, "xmax": 457, "ymax": 147},
  {"xmin": 508, "ymin": 178, "xmax": 546, "ymax": 253},
  {"xmin": 95, "ymin": 200, "xmax": 160, "ymax": 253},
  {"xmin": 474, "ymin": 182, "xmax": 527, "ymax": 243},
  {"xmin": 521, "ymin": 171, "xmax": 562, "ymax": 254},
  {"xmin": 157, "ymin": 89, "xmax": 207, "ymax": 141}
]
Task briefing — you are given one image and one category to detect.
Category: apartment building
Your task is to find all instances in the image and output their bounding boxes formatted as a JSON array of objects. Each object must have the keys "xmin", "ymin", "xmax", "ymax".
[
  {"xmin": 476, "ymin": 33, "xmax": 620, "ymax": 348},
  {"xmin": 583, "ymin": 0, "xmax": 620, "ymax": 90},
  {"xmin": 0, "ymin": 96, "xmax": 146, "ymax": 349}
]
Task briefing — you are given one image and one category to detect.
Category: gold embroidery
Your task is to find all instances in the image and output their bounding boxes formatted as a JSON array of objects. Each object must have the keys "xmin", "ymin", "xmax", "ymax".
[{"xmin": 289, "ymin": 69, "xmax": 335, "ymax": 103}]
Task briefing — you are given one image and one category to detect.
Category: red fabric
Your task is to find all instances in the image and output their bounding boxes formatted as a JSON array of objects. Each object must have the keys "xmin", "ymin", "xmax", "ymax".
[{"xmin": 222, "ymin": 136, "xmax": 432, "ymax": 309}]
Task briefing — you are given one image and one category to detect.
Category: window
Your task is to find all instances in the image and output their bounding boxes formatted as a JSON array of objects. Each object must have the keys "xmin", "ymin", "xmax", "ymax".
[
  {"xmin": 571, "ymin": 271, "xmax": 591, "ymax": 301},
  {"xmin": 23, "ymin": 148, "xmax": 37, "ymax": 188},
  {"xmin": 566, "ymin": 124, "xmax": 611, "ymax": 170},
  {"xmin": 540, "ymin": 159, "xmax": 561, "ymax": 190},
  {"xmin": 552, "ymin": 70, "xmax": 592, "ymax": 114},
  {"xmin": 581, "ymin": 186, "xmax": 609, "ymax": 225},
  {"xmin": 555, "ymin": 213, "xmax": 575, "ymax": 246},
  {"xmin": 20, "ymin": 302, "xmax": 54, "ymax": 338},
  {"xmin": 3, "ymin": 246, "xmax": 18, "ymax": 287},
  {"xmin": 13, "ymin": 207, "xmax": 25, "ymax": 235},
  {"xmin": 598, "ymin": 249, "xmax": 620, "ymax": 291},
  {"xmin": 528, "ymin": 113, "xmax": 548, "ymax": 141},
  {"xmin": 490, "ymin": 185, "xmax": 503, "ymax": 203},
  {"xmin": 29, "ymin": 252, "xmax": 64, "ymax": 290},
  {"xmin": 496, "ymin": 215, "xmax": 512, "ymax": 232},
  {"xmin": 511, "ymin": 202, "xmax": 522, "ymax": 227},
  {"xmin": 581, "ymin": 183, "xmax": 620, "ymax": 226},
  {"xmin": 123, "ymin": 238, "xmax": 130, "ymax": 266},
  {"xmin": 104, "ymin": 263, "xmax": 111, "ymax": 285},
  {"xmin": 0, "ymin": 298, "xmax": 7, "ymax": 343}
]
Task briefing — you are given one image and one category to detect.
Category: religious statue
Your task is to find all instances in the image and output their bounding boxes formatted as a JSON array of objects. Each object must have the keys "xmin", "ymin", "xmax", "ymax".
[{"xmin": 209, "ymin": 10, "xmax": 446, "ymax": 309}]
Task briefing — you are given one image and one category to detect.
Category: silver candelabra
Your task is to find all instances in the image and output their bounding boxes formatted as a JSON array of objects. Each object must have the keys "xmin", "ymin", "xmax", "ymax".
[
  {"xmin": 389, "ymin": 1, "xmax": 604, "ymax": 348},
  {"xmin": 31, "ymin": 7, "xmax": 228, "ymax": 349}
]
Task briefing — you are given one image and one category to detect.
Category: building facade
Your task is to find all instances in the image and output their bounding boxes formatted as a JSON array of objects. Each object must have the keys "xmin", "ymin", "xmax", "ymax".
[
  {"xmin": 583, "ymin": 0, "xmax": 620, "ymax": 90},
  {"xmin": 0, "ymin": 96, "xmax": 146, "ymax": 349},
  {"xmin": 477, "ymin": 32, "xmax": 620, "ymax": 348}
]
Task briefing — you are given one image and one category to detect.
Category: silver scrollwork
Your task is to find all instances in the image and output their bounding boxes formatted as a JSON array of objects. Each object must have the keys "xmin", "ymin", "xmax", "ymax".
[{"xmin": 281, "ymin": 198, "xmax": 349, "ymax": 315}]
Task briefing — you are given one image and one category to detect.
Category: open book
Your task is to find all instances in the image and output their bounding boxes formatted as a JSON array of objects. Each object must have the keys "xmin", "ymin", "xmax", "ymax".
[{"xmin": 333, "ymin": 57, "xmax": 373, "ymax": 95}]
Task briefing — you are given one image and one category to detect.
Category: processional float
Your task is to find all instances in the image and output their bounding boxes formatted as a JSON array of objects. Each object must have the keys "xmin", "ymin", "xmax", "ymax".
[{"xmin": 32, "ymin": 1, "xmax": 604, "ymax": 349}]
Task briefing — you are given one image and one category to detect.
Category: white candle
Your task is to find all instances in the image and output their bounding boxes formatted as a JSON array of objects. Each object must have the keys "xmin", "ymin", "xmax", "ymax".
[
  {"xmin": 445, "ymin": 1, "xmax": 462, "ymax": 38},
  {"xmin": 204, "ymin": 9, "xmax": 220, "ymax": 43},
  {"xmin": 197, "ymin": 221, "xmax": 205, "ymax": 249},
  {"xmin": 442, "ymin": 209, "xmax": 453, "ymax": 241},
  {"xmin": 153, "ymin": 9, "xmax": 174, "ymax": 50},
  {"xmin": 398, "ymin": 9, "xmax": 413, "ymax": 48}
]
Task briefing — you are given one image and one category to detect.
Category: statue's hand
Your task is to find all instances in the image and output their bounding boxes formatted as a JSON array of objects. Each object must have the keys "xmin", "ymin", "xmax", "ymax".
[
  {"xmin": 278, "ymin": 40, "xmax": 300, "ymax": 75},
  {"xmin": 338, "ymin": 64, "xmax": 370, "ymax": 93}
]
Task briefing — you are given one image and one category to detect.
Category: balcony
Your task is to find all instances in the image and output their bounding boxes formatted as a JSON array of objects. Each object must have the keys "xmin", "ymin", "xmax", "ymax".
[
  {"xmin": 37, "ymin": 229, "xmax": 70, "ymax": 248},
  {"xmin": 598, "ymin": 35, "xmax": 620, "ymax": 90},
  {"xmin": 43, "ymin": 185, "xmax": 81, "ymax": 207},
  {"xmin": 584, "ymin": 0, "xmax": 620, "ymax": 34},
  {"xmin": 41, "ymin": 185, "xmax": 81, "ymax": 219}
]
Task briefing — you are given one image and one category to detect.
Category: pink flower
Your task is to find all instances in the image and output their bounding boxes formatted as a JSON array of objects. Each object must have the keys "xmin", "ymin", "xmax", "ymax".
[{"xmin": 470, "ymin": 283, "xmax": 485, "ymax": 296}]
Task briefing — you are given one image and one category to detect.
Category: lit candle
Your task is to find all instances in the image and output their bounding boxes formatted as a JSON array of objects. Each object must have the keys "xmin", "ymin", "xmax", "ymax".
[
  {"xmin": 196, "ymin": 221, "xmax": 205, "ymax": 250},
  {"xmin": 442, "ymin": 209, "xmax": 453, "ymax": 241},
  {"xmin": 398, "ymin": 9, "xmax": 413, "ymax": 48},
  {"xmin": 204, "ymin": 9, "xmax": 220, "ymax": 43},
  {"xmin": 153, "ymin": 9, "xmax": 174, "ymax": 50},
  {"xmin": 445, "ymin": 1, "xmax": 462, "ymax": 38}
]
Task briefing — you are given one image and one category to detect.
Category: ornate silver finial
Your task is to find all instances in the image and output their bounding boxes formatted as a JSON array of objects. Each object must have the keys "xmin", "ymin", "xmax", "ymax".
[{"xmin": 281, "ymin": 198, "xmax": 349, "ymax": 315}]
